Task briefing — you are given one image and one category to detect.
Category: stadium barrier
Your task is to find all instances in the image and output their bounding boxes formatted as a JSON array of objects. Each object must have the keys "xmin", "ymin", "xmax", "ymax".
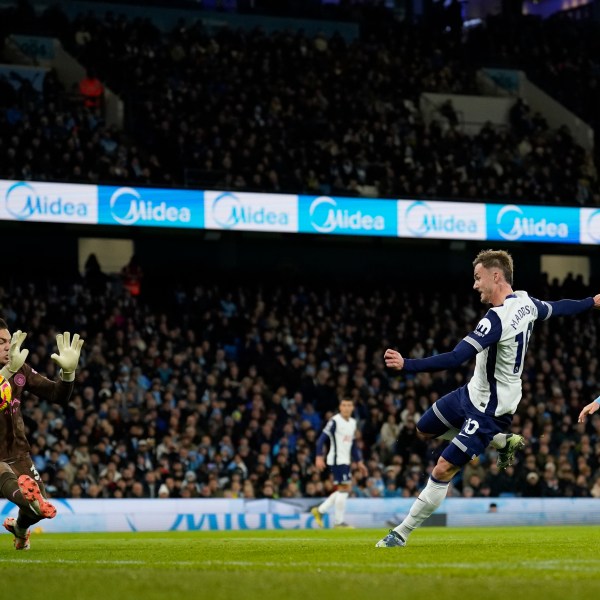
[{"xmin": 1, "ymin": 498, "xmax": 599, "ymax": 532}]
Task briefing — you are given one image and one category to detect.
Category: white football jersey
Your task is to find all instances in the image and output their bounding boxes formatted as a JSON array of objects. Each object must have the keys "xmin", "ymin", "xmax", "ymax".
[
  {"xmin": 463, "ymin": 291, "xmax": 551, "ymax": 416},
  {"xmin": 322, "ymin": 413, "xmax": 357, "ymax": 466}
]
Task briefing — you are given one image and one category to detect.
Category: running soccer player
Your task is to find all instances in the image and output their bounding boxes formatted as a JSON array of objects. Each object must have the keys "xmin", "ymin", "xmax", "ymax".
[{"xmin": 311, "ymin": 398, "xmax": 368, "ymax": 528}]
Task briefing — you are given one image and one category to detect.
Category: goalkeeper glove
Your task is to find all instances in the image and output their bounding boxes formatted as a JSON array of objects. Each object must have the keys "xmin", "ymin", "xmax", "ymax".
[
  {"xmin": 51, "ymin": 332, "xmax": 84, "ymax": 382},
  {"xmin": 0, "ymin": 330, "xmax": 29, "ymax": 379}
]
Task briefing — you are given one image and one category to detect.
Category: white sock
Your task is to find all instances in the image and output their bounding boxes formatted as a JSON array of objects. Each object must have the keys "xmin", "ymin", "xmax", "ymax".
[
  {"xmin": 317, "ymin": 491, "xmax": 338, "ymax": 514},
  {"xmin": 436, "ymin": 427, "xmax": 460, "ymax": 441},
  {"xmin": 490, "ymin": 433, "xmax": 508, "ymax": 449},
  {"xmin": 334, "ymin": 491, "xmax": 348, "ymax": 525},
  {"xmin": 394, "ymin": 477, "xmax": 450, "ymax": 541}
]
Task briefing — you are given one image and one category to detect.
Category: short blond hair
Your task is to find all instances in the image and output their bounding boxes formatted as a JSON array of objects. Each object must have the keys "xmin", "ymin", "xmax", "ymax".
[{"xmin": 473, "ymin": 249, "xmax": 514, "ymax": 285}]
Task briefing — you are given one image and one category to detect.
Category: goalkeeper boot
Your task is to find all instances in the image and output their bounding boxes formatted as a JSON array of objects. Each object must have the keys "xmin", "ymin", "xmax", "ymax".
[
  {"xmin": 496, "ymin": 434, "xmax": 525, "ymax": 470},
  {"xmin": 334, "ymin": 522, "xmax": 354, "ymax": 528},
  {"xmin": 18, "ymin": 475, "xmax": 57, "ymax": 518},
  {"xmin": 3, "ymin": 517, "xmax": 30, "ymax": 550},
  {"xmin": 310, "ymin": 507, "xmax": 324, "ymax": 528},
  {"xmin": 375, "ymin": 530, "xmax": 406, "ymax": 548}
]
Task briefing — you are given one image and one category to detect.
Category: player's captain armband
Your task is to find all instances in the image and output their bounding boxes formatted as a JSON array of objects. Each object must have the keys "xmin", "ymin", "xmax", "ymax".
[{"xmin": 0, "ymin": 374, "xmax": 12, "ymax": 412}]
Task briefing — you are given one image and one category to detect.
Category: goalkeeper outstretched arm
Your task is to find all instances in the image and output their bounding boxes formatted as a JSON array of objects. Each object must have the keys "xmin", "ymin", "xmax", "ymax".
[{"xmin": 0, "ymin": 330, "xmax": 85, "ymax": 405}]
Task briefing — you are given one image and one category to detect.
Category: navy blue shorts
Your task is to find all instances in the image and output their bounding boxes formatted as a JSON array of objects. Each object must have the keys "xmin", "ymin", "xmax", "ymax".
[
  {"xmin": 417, "ymin": 385, "xmax": 512, "ymax": 467},
  {"xmin": 329, "ymin": 464, "xmax": 351, "ymax": 485}
]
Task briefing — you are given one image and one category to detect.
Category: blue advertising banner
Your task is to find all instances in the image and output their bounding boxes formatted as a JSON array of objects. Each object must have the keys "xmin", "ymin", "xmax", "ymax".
[
  {"xmin": 299, "ymin": 195, "xmax": 397, "ymax": 237},
  {"xmin": 0, "ymin": 178, "xmax": 598, "ymax": 245},
  {"xmin": 98, "ymin": 186, "xmax": 203, "ymax": 228},
  {"xmin": 486, "ymin": 204, "xmax": 580, "ymax": 244}
]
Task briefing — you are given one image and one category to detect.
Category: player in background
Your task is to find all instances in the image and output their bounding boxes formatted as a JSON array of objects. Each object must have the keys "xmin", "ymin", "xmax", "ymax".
[
  {"xmin": 0, "ymin": 322, "xmax": 84, "ymax": 550},
  {"xmin": 577, "ymin": 397, "xmax": 600, "ymax": 423},
  {"xmin": 376, "ymin": 249, "xmax": 600, "ymax": 548},
  {"xmin": 311, "ymin": 398, "xmax": 368, "ymax": 528}
]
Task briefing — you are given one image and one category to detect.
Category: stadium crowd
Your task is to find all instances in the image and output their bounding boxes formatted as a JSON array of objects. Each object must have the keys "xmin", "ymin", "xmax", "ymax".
[
  {"xmin": 0, "ymin": 3, "xmax": 598, "ymax": 205},
  {"xmin": 0, "ymin": 68, "xmax": 162, "ymax": 186},
  {"xmin": 4, "ymin": 265, "xmax": 600, "ymax": 501},
  {"xmin": 467, "ymin": 14, "xmax": 600, "ymax": 152}
]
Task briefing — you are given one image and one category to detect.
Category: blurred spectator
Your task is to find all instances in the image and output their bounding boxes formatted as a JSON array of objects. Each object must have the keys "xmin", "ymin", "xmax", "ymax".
[
  {"xmin": 78, "ymin": 69, "xmax": 105, "ymax": 111},
  {"xmin": 121, "ymin": 255, "xmax": 143, "ymax": 297},
  {"xmin": 83, "ymin": 253, "xmax": 108, "ymax": 296}
]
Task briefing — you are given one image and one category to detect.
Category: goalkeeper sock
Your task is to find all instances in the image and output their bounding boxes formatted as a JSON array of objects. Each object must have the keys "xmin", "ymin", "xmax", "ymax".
[
  {"xmin": 0, "ymin": 471, "xmax": 49, "ymax": 527},
  {"xmin": 16, "ymin": 509, "xmax": 42, "ymax": 530},
  {"xmin": 394, "ymin": 476, "xmax": 450, "ymax": 541},
  {"xmin": 0, "ymin": 471, "xmax": 29, "ymax": 512}
]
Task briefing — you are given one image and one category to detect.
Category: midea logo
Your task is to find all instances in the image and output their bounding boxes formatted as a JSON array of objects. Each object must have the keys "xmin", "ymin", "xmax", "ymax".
[
  {"xmin": 405, "ymin": 200, "xmax": 478, "ymax": 237},
  {"xmin": 5, "ymin": 181, "xmax": 88, "ymax": 220},
  {"xmin": 309, "ymin": 196, "xmax": 384, "ymax": 233},
  {"xmin": 211, "ymin": 192, "xmax": 289, "ymax": 229},
  {"xmin": 109, "ymin": 187, "xmax": 191, "ymax": 225},
  {"xmin": 496, "ymin": 205, "xmax": 568, "ymax": 241},
  {"xmin": 586, "ymin": 209, "xmax": 600, "ymax": 243}
]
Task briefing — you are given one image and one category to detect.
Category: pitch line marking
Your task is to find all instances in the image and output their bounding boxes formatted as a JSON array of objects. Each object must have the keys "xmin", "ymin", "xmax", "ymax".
[{"xmin": 1, "ymin": 558, "xmax": 600, "ymax": 571}]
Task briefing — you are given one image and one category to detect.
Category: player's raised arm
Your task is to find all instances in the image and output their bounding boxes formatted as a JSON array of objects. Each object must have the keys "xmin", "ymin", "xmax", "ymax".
[{"xmin": 532, "ymin": 294, "xmax": 597, "ymax": 321}]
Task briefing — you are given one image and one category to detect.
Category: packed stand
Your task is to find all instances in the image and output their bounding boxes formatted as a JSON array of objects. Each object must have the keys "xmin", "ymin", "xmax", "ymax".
[
  {"xmin": 5, "ymin": 265, "xmax": 600, "ymax": 501},
  {"xmin": 467, "ymin": 14, "xmax": 600, "ymax": 155},
  {"xmin": 464, "ymin": 14, "xmax": 600, "ymax": 207},
  {"xmin": 1, "ymin": 2, "xmax": 598, "ymax": 204},
  {"xmin": 0, "ymin": 63, "xmax": 164, "ymax": 185},
  {"xmin": 66, "ymin": 11, "xmax": 595, "ymax": 204}
]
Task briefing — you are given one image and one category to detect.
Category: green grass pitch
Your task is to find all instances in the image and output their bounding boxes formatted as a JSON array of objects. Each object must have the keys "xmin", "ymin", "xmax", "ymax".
[{"xmin": 2, "ymin": 526, "xmax": 600, "ymax": 600}]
